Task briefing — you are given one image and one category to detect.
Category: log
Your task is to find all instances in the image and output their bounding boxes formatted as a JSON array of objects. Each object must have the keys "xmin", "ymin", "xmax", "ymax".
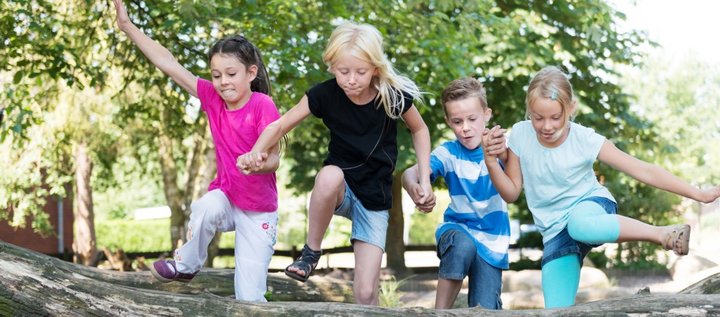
[
  {"xmin": 681, "ymin": 270, "xmax": 720, "ymax": 295},
  {"xmin": 1, "ymin": 240, "xmax": 720, "ymax": 316},
  {"xmin": 0, "ymin": 240, "xmax": 353, "ymax": 303}
]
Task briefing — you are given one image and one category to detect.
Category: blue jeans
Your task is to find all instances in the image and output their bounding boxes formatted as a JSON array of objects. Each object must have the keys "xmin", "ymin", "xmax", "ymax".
[
  {"xmin": 334, "ymin": 183, "xmax": 389, "ymax": 251},
  {"xmin": 541, "ymin": 196, "xmax": 617, "ymax": 267},
  {"xmin": 437, "ymin": 229, "xmax": 502, "ymax": 309}
]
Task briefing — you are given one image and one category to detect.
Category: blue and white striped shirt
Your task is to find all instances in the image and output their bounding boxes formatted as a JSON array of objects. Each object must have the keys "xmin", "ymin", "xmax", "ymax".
[{"xmin": 430, "ymin": 140, "xmax": 511, "ymax": 269}]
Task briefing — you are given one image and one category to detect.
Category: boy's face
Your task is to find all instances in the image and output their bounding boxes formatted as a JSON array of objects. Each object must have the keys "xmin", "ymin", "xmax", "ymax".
[{"xmin": 445, "ymin": 97, "xmax": 491, "ymax": 150}]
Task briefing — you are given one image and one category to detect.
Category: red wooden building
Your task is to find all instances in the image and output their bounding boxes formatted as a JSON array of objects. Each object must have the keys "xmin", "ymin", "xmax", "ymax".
[{"xmin": 0, "ymin": 193, "xmax": 73, "ymax": 258}]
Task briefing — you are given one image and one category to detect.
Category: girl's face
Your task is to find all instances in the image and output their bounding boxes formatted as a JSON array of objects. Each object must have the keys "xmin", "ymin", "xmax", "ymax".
[
  {"xmin": 210, "ymin": 53, "xmax": 257, "ymax": 110},
  {"xmin": 331, "ymin": 52, "xmax": 377, "ymax": 103},
  {"xmin": 528, "ymin": 97, "xmax": 570, "ymax": 147},
  {"xmin": 445, "ymin": 97, "xmax": 491, "ymax": 151}
]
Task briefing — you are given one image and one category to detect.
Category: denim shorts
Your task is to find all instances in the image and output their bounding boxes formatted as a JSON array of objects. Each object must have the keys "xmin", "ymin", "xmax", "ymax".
[
  {"xmin": 541, "ymin": 196, "xmax": 617, "ymax": 267},
  {"xmin": 334, "ymin": 183, "xmax": 389, "ymax": 251},
  {"xmin": 437, "ymin": 229, "xmax": 502, "ymax": 309}
]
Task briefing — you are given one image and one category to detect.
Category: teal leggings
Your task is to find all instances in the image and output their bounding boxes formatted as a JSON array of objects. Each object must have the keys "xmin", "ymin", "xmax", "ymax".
[{"xmin": 542, "ymin": 200, "xmax": 619, "ymax": 308}]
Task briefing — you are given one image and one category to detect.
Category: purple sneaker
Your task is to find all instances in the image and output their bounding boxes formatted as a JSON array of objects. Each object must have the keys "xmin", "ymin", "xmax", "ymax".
[{"xmin": 149, "ymin": 260, "xmax": 197, "ymax": 283}]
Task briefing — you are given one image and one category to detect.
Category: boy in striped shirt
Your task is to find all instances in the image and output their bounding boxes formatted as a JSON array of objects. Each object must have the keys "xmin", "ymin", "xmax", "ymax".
[{"xmin": 402, "ymin": 77, "xmax": 510, "ymax": 309}]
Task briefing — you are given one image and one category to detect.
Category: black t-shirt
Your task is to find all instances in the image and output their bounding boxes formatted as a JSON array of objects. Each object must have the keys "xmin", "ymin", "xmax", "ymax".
[{"xmin": 306, "ymin": 78, "xmax": 412, "ymax": 210}]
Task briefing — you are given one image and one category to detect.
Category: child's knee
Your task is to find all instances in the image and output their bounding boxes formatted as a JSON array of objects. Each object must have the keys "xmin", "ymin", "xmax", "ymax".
[
  {"xmin": 441, "ymin": 231, "xmax": 475, "ymax": 258},
  {"xmin": 313, "ymin": 166, "xmax": 345, "ymax": 192},
  {"xmin": 353, "ymin": 284, "xmax": 378, "ymax": 305},
  {"xmin": 567, "ymin": 200, "xmax": 613, "ymax": 242},
  {"xmin": 566, "ymin": 216, "xmax": 589, "ymax": 241}
]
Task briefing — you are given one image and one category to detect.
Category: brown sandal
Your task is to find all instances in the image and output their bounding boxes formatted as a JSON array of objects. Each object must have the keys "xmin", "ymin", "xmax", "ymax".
[{"xmin": 663, "ymin": 224, "xmax": 691, "ymax": 256}]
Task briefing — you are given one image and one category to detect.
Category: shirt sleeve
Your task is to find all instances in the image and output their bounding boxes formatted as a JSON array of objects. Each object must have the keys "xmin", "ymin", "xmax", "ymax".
[
  {"xmin": 507, "ymin": 121, "xmax": 525, "ymax": 158},
  {"xmin": 255, "ymin": 95, "xmax": 281, "ymax": 136},
  {"xmin": 196, "ymin": 78, "xmax": 216, "ymax": 113},
  {"xmin": 580, "ymin": 124, "xmax": 606, "ymax": 160},
  {"xmin": 429, "ymin": 150, "xmax": 444, "ymax": 183},
  {"xmin": 399, "ymin": 90, "xmax": 414, "ymax": 115},
  {"xmin": 306, "ymin": 84, "xmax": 323, "ymax": 118}
]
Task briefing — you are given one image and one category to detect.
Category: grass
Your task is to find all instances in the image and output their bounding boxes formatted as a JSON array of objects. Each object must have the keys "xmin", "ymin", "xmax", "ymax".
[{"xmin": 379, "ymin": 275, "xmax": 412, "ymax": 308}]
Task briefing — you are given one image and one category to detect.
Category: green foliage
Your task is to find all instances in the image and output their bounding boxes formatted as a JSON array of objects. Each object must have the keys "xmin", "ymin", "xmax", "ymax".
[
  {"xmin": 96, "ymin": 219, "xmax": 171, "ymax": 252},
  {"xmin": 515, "ymin": 231, "xmax": 543, "ymax": 250},
  {"xmin": 509, "ymin": 258, "xmax": 541, "ymax": 271},
  {"xmin": 610, "ymin": 243, "xmax": 667, "ymax": 271},
  {"xmin": 93, "ymin": 165, "xmax": 166, "ymax": 221},
  {"xmin": 587, "ymin": 250, "xmax": 609, "ymax": 269},
  {"xmin": 408, "ymin": 188, "xmax": 448, "ymax": 244},
  {"xmin": 2, "ymin": 0, "xmax": 696, "ymax": 270}
]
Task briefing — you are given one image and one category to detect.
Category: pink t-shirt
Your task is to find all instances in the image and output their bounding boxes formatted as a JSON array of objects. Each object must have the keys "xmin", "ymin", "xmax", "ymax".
[{"xmin": 197, "ymin": 78, "xmax": 279, "ymax": 212}]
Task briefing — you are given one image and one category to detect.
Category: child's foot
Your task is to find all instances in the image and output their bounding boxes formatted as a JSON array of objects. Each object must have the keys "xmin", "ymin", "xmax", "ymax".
[
  {"xmin": 150, "ymin": 259, "xmax": 198, "ymax": 283},
  {"xmin": 663, "ymin": 224, "xmax": 691, "ymax": 256},
  {"xmin": 285, "ymin": 244, "xmax": 321, "ymax": 282}
]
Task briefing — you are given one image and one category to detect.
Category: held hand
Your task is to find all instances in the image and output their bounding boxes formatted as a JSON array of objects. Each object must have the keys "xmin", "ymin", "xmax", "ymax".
[
  {"xmin": 414, "ymin": 182, "xmax": 436, "ymax": 213},
  {"xmin": 481, "ymin": 125, "xmax": 506, "ymax": 156},
  {"xmin": 407, "ymin": 183, "xmax": 435, "ymax": 213},
  {"xmin": 236, "ymin": 152, "xmax": 269, "ymax": 175},
  {"xmin": 486, "ymin": 126, "xmax": 507, "ymax": 156},
  {"xmin": 419, "ymin": 182, "xmax": 436, "ymax": 212}
]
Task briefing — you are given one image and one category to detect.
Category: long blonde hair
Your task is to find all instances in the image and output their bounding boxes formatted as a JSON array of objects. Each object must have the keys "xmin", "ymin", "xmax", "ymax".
[
  {"xmin": 323, "ymin": 21, "xmax": 423, "ymax": 119},
  {"xmin": 525, "ymin": 66, "xmax": 576, "ymax": 130}
]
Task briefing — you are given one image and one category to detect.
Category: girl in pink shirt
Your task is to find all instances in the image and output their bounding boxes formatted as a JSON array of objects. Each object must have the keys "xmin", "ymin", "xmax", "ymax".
[{"xmin": 113, "ymin": 0, "xmax": 279, "ymax": 302}]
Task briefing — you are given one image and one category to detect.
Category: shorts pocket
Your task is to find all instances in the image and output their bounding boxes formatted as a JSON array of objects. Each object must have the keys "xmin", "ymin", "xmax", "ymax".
[{"xmin": 436, "ymin": 230, "xmax": 455, "ymax": 259}]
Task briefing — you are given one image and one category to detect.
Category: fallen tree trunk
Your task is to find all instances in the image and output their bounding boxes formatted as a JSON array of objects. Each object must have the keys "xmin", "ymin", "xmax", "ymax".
[
  {"xmin": 681, "ymin": 268, "xmax": 720, "ymax": 295},
  {"xmin": 0, "ymin": 240, "xmax": 353, "ymax": 303},
  {"xmin": 1, "ymin": 240, "xmax": 720, "ymax": 316}
]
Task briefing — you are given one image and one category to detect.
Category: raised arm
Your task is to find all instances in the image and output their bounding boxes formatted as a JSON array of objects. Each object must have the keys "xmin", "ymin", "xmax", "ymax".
[
  {"xmin": 482, "ymin": 127, "xmax": 522, "ymax": 202},
  {"xmin": 402, "ymin": 105, "xmax": 435, "ymax": 206},
  {"xmin": 598, "ymin": 140, "xmax": 720, "ymax": 203},
  {"xmin": 112, "ymin": 0, "xmax": 197, "ymax": 96}
]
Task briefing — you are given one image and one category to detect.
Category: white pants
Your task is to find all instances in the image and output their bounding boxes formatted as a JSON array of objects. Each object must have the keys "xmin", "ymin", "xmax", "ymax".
[{"xmin": 174, "ymin": 189, "xmax": 277, "ymax": 301}]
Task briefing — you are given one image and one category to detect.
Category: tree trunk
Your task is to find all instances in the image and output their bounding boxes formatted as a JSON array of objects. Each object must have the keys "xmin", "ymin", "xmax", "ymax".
[
  {"xmin": 385, "ymin": 172, "xmax": 408, "ymax": 275},
  {"xmin": 158, "ymin": 131, "xmax": 187, "ymax": 251},
  {"xmin": 73, "ymin": 141, "xmax": 97, "ymax": 266},
  {"xmin": 681, "ymin": 270, "xmax": 720, "ymax": 294},
  {"xmin": 158, "ymin": 115, "xmax": 208, "ymax": 253},
  {"xmin": 2, "ymin": 240, "xmax": 720, "ymax": 316},
  {"xmin": 193, "ymin": 128, "xmax": 219, "ymax": 267}
]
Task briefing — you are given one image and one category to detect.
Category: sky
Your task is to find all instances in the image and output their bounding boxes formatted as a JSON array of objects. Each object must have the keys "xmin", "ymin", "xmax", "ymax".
[{"xmin": 615, "ymin": 0, "xmax": 720, "ymax": 65}]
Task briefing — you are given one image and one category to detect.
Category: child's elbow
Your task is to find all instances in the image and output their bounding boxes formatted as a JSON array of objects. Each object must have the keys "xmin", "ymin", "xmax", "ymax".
[{"xmin": 499, "ymin": 191, "xmax": 520, "ymax": 203}]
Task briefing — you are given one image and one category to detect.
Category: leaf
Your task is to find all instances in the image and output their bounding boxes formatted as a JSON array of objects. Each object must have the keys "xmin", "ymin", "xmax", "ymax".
[{"xmin": 12, "ymin": 71, "xmax": 23, "ymax": 83}]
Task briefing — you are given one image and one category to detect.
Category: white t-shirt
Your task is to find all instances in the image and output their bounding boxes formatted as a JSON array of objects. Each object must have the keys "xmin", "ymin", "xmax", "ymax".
[{"xmin": 508, "ymin": 120, "xmax": 614, "ymax": 243}]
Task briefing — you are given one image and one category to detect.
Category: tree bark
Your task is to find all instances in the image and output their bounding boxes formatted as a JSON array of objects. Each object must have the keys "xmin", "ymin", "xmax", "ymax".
[
  {"xmin": 681, "ymin": 270, "xmax": 720, "ymax": 295},
  {"xmin": 3, "ymin": 240, "xmax": 720, "ymax": 316},
  {"xmin": 73, "ymin": 141, "xmax": 97, "ymax": 266},
  {"xmin": 158, "ymin": 131, "xmax": 187, "ymax": 251},
  {"xmin": 385, "ymin": 172, "xmax": 407, "ymax": 274}
]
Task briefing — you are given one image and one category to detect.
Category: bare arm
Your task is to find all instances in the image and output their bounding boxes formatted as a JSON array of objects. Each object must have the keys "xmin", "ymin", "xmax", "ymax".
[
  {"xmin": 112, "ymin": 0, "xmax": 197, "ymax": 96},
  {"xmin": 486, "ymin": 149, "xmax": 523, "ymax": 203},
  {"xmin": 481, "ymin": 128, "xmax": 522, "ymax": 202},
  {"xmin": 244, "ymin": 144, "xmax": 280, "ymax": 174},
  {"xmin": 402, "ymin": 105, "xmax": 435, "ymax": 206},
  {"xmin": 237, "ymin": 96, "xmax": 312, "ymax": 174},
  {"xmin": 598, "ymin": 140, "xmax": 720, "ymax": 203},
  {"xmin": 254, "ymin": 96, "xmax": 311, "ymax": 153}
]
